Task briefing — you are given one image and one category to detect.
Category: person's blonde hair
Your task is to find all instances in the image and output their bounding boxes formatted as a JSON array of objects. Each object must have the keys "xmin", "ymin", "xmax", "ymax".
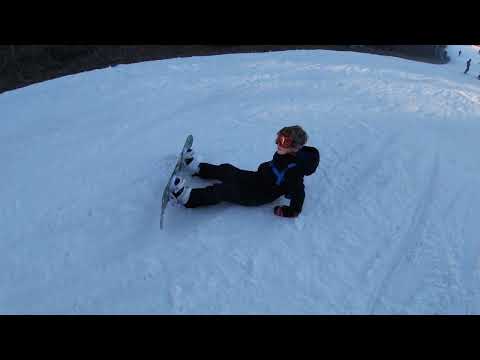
[{"xmin": 278, "ymin": 125, "xmax": 308, "ymax": 149}]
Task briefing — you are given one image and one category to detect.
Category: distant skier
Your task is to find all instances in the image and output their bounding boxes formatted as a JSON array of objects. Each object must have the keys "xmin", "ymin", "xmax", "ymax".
[
  {"xmin": 459, "ymin": 50, "xmax": 462, "ymax": 56},
  {"xmin": 464, "ymin": 59, "xmax": 472, "ymax": 74},
  {"xmin": 168, "ymin": 126, "xmax": 320, "ymax": 218}
]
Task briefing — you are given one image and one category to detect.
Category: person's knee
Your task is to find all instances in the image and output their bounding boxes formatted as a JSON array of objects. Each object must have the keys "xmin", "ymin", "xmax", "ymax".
[
  {"xmin": 219, "ymin": 163, "xmax": 235, "ymax": 171},
  {"xmin": 218, "ymin": 163, "xmax": 237, "ymax": 176}
]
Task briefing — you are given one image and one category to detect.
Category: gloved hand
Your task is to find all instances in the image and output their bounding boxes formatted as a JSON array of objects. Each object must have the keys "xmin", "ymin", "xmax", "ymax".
[{"xmin": 274, "ymin": 206, "xmax": 299, "ymax": 218}]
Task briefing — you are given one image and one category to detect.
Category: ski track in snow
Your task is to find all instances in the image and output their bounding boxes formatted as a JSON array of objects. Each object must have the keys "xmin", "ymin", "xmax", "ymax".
[
  {"xmin": 1, "ymin": 46, "xmax": 480, "ymax": 313},
  {"xmin": 368, "ymin": 151, "xmax": 440, "ymax": 313}
]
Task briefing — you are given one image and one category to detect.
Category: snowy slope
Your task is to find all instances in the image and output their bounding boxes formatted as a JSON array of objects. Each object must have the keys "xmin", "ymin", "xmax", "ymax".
[{"xmin": 1, "ymin": 45, "xmax": 480, "ymax": 314}]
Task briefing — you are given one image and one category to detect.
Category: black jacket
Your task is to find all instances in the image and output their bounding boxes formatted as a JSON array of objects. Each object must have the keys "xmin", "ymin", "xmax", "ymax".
[{"xmin": 257, "ymin": 145, "xmax": 320, "ymax": 215}]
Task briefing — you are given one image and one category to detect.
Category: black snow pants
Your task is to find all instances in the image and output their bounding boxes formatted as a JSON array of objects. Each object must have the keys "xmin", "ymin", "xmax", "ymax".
[{"xmin": 185, "ymin": 163, "xmax": 280, "ymax": 208}]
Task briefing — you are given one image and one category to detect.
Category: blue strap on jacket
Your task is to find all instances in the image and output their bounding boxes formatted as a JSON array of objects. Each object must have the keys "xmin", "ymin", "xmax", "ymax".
[{"xmin": 270, "ymin": 162, "xmax": 297, "ymax": 186}]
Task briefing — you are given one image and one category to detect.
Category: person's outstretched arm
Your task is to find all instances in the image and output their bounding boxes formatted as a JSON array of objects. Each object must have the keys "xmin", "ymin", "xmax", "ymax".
[{"xmin": 274, "ymin": 182, "xmax": 305, "ymax": 218}]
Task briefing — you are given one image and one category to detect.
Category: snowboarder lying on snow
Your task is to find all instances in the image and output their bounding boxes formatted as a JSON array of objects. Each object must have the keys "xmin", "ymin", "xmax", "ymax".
[{"xmin": 168, "ymin": 125, "xmax": 320, "ymax": 218}]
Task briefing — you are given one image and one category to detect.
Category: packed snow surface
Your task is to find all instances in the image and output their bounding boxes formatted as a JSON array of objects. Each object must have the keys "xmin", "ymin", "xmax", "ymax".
[{"xmin": 1, "ymin": 45, "xmax": 480, "ymax": 314}]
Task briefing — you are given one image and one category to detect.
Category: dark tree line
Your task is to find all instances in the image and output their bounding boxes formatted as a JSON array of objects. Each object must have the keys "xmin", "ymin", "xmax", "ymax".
[{"xmin": 0, "ymin": 45, "xmax": 449, "ymax": 94}]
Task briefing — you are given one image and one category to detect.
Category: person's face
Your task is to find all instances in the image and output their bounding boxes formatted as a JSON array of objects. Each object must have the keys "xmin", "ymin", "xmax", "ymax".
[
  {"xmin": 277, "ymin": 146, "xmax": 296, "ymax": 155},
  {"xmin": 276, "ymin": 133, "xmax": 297, "ymax": 155}
]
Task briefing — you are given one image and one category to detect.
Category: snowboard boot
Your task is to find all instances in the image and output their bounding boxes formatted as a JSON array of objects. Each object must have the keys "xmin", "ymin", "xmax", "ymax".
[
  {"xmin": 169, "ymin": 175, "xmax": 192, "ymax": 206},
  {"xmin": 183, "ymin": 148, "xmax": 200, "ymax": 175}
]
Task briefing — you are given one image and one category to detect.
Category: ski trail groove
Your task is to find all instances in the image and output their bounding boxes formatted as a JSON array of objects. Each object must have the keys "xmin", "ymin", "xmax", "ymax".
[
  {"xmin": 368, "ymin": 152, "xmax": 440, "ymax": 314},
  {"xmin": 328, "ymin": 131, "xmax": 401, "ymax": 217}
]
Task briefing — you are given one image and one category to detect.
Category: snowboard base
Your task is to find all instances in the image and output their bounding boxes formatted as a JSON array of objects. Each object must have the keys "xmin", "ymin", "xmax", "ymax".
[{"xmin": 160, "ymin": 134, "xmax": 193, "ymax": 230}]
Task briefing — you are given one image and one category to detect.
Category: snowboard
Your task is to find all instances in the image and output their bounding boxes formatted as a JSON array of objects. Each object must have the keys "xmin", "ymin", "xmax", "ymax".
[{"xmin": 160, "ymin": 134, "xmax": 193, "ymax": 230}]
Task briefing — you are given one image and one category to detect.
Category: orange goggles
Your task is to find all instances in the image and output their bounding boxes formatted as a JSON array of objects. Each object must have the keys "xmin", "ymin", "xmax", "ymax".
[{"xmin": 276, "ymin": 134, "xmax": 293, "ymax": 148}]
